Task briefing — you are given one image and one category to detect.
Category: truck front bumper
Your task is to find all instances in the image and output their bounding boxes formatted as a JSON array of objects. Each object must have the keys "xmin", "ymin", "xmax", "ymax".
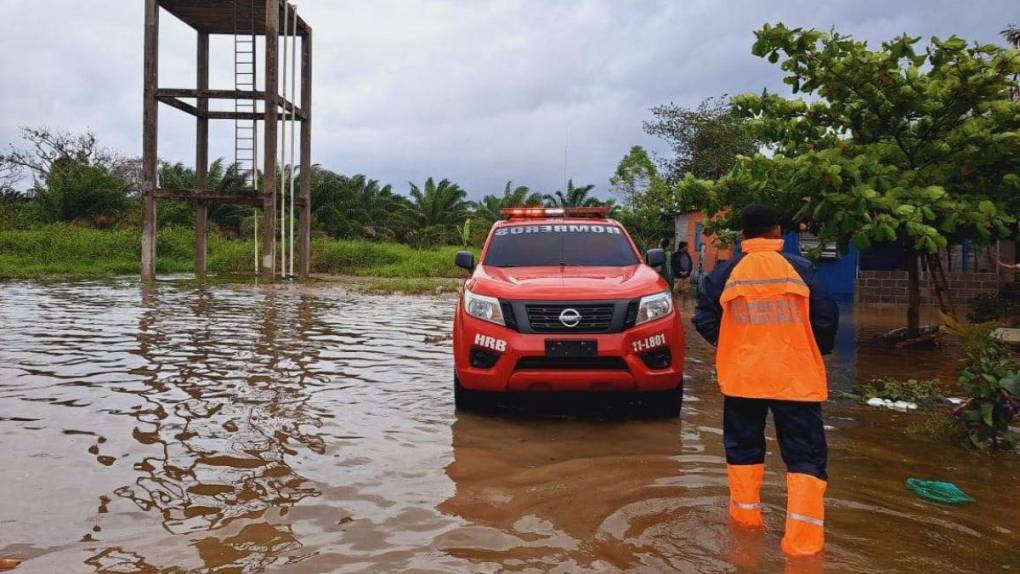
[{"xmin": 454, "ymin": 309, "xmax": 684, "ymax": 393}]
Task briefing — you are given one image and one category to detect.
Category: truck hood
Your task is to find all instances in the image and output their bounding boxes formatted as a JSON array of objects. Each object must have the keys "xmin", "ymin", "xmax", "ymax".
[{"xmin": 467, "ymin": 264, "xmax": 669, "ymax": 300}]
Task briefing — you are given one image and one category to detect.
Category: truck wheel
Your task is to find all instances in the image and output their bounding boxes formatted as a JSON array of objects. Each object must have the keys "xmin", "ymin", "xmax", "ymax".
[
  {"xmin": 642, "ymin": 385, "xmax": 684, "ymax": 418},
  {"xmin": 454, "ymin": 376, "xmax": 489, "ymax": 412}
]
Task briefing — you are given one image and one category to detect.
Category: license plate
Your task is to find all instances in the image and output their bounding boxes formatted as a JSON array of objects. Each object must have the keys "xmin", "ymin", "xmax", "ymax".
[{"xmin": 545, "ymin": 339, "xmax": 597, "ymax": 358}]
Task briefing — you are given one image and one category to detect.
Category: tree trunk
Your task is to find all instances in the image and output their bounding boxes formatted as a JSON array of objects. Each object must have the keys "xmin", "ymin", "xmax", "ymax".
[{"xmin": 907, "ymin": 253, "xmax": 920, "ymax": 337}]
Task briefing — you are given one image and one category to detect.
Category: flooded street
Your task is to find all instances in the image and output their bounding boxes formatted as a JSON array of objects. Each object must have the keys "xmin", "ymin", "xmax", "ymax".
[{"xmin": 0, "ymin": 280, "xmax": 1017, "ymax": 573}]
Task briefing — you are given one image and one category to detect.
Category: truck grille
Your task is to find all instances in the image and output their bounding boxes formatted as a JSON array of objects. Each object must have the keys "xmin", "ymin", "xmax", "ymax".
[{"xmin": 525, "ymin": 303, "xmax": 615, "ymax": 333}]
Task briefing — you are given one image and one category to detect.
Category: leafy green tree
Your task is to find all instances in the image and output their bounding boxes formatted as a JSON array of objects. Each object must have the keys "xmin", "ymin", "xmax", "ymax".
[
  {"xmin": 609, "ymin": 146, "xmax": 674, "ymax": 248},
  {"xmin": 309, "ymin": 167, "xmax": 411, "ymax": 240},
  {"xmin": 676, "ymin": 24, "xmax": 1020, "ymax": 334},
  {"xmin": 644, "ymin": 97, "xmax": 758, "ymax": 184},
  {"xmin": 0, "ymin": 127, "xmax": 123, "ymax": 187},
  {"xmin": 610, "ymin": 146, "xmax": 660, "ymax": 208},
  {"xmin": 408, "ymin": 177, "xmax": 469, "ymax": 246},
  {"xmin": 543, "ymin": 180, "xmax": 603, "ymax": 208}
]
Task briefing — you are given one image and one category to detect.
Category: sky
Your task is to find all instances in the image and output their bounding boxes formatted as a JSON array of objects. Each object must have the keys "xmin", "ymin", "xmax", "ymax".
[{"xmin": 0, "ymin": 0, "xmax": 1014, "ymax": 200}]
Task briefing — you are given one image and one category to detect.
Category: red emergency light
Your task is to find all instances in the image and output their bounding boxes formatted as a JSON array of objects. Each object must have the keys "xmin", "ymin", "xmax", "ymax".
[{"xmin": 499, "ymin": 206, "xmax": 611, "ymax": 219}]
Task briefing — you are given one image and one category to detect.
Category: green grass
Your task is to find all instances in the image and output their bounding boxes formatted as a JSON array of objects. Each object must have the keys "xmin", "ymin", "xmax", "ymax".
[{"xmin": 0, "ymin": 224, "xmax": 476, "ymax": 281}]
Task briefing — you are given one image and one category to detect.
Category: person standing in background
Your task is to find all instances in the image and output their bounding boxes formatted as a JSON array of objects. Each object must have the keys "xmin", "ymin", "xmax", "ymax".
[{"xmin": 671, "ymin": 241, "xmax": 693, "ymax": 298}]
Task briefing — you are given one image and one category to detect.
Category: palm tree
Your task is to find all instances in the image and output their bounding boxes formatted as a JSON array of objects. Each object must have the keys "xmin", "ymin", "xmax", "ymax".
[
  {"xmin": 408, "ymin": 177, "xmax": 468, "ymax": 228},
  {"xmin": 309, "ymin": 167, "xmax": 411, "ymax": 240},
  {"xmin": 1004, "ymin": 25, "xmax": 1020, "ymax": 101},
  {"xmin": 157, "ymin": 158, "xmax": 247, "ymax": 193},
  {"xmin": 543, "ymin": 179, "xmax": 603, "ymax": 208},
  {"xmin": 156, "ymin": 159, "xmax": 251, "ymax": 231},
  {"xmin": 470, "ymin": 180, "xmax": 542, "ymax": 221},
  {"xmin": 1003, "ymin": 24, "xmax": 1020, "ymax": 48},
  {"xmin": 500, "ymin": 181, "xmax": 543, "ymax": 207}
]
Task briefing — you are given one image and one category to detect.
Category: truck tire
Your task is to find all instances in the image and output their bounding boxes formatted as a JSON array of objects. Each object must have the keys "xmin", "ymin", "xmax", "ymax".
[
  {"xmin": 641, "ymin": 385, "xmax": 684, "ymax": 418},
  {"xmin": 454, "ymin": 376, "xmax": 490, "ymax": 412}
]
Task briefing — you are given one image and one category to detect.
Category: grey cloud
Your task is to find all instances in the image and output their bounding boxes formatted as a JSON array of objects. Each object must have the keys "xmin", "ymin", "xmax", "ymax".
[{"xmin": 0, "ymin": 0, "xmax": 1013, "ymax": 199}]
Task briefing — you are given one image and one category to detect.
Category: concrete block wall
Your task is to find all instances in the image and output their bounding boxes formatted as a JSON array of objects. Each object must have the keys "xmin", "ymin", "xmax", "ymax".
[{"xmin": 857, "ymin": 270, "xmax": 1003, "ymax": 305}]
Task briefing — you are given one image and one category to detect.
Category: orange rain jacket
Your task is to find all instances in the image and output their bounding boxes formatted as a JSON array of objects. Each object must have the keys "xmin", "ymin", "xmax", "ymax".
[{"xmin": 693, "ymin": 238, "xmax": 839, "ymax": 401}]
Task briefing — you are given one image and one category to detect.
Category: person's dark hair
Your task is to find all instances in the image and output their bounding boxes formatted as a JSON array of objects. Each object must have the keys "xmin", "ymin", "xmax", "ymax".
[
  {"xmin": 659, "ymin": 238, "xmax": 670, "ymax": 249},
  {"xmin": 677, "ymin": 241, "xmax": 688, "ymax": 249},
  {"xmin": 740, "ymin": 204, "xmax": 779, "ymax": 238}
]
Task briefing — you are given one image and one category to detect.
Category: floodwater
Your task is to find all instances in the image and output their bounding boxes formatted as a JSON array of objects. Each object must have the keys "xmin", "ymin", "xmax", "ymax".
[{"xmin": 0, "ymin": 279, "xmax": 1017, "ymax": 573}]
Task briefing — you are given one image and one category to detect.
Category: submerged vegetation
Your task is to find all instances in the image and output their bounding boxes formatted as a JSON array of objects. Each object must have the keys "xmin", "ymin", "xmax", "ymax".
[
  {"xmin": 839, "ymin": 322, "xmax": 1020, "ymax": 453},
  {"xmin": 842, "ymin": 377, "xmax": 943, "ymax": 407}
]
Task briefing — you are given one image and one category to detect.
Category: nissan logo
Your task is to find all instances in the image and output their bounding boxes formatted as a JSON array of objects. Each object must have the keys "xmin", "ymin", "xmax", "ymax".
[{"xmin": 558, "ymin": 308, "xmax": 581, "ymax": 328}]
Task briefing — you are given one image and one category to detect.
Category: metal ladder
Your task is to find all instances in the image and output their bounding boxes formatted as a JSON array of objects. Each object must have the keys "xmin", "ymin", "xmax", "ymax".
[{"xmin": 234, "ymin": 0, "xmax": 258, "ymax": 191}]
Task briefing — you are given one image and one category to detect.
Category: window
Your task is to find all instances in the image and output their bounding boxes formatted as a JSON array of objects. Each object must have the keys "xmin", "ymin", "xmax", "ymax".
[{"xmin": 484, "ymin": 224, "xmax": 639, "ymax": 267}]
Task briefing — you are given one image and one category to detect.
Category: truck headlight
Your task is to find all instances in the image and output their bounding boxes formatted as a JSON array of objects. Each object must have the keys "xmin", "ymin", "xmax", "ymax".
[
  {"xmin": 464, "ymin": 289, "xmax": 505, "ymax": 326},
  {"xmin": 635, "ymin": 291, "xmax": 673, "ymax": 325}
]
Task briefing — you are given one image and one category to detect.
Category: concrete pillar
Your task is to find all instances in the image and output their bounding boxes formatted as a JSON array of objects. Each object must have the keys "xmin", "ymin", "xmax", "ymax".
[
  {"xmin": 141, "ymin": 0, "xmax": 159, "ymax": 281},
  {"xmin": 195, "ymin": 31, "xmax": 209, "ymax": 279},
  {"xmin": 298, "ymin": 29, "xmax": 312, "ymax": 277},
  {"xmin": 261, "ymin": 0, "xmax": 278, "ymax": 282}
]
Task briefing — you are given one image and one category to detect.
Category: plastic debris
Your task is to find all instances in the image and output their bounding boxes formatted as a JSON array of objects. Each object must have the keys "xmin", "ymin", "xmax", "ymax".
[
  {"xmin": 905, "ymin": 478, "xmax": 975, "ymax": 505},
  {"xmin": 865, "ymin": 397, "xmax": 917, "ymax": 411}
]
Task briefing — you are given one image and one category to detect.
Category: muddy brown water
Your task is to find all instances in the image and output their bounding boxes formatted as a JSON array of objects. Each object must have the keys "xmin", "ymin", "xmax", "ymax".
[{"xmin": 0, "ymin": 279, "xmax": 1017, "ymax": 573}]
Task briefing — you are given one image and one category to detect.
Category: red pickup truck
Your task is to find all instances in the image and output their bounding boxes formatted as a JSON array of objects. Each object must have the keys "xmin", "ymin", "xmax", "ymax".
[{"xmin": 452, "ymin": 207, "xmax": 685, "ymax": 416}]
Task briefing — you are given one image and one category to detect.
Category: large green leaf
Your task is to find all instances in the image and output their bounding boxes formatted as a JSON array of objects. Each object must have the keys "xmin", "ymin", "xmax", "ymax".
[{"xmin": 999, "ymin": 376, "xmax": 1020, "ymax": 397}]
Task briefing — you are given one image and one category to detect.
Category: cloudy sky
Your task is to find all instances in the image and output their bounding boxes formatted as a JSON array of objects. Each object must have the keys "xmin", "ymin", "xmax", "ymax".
[{"xmin": 0, "ymin": 0, "xmax": 1013, "ymax": 199}]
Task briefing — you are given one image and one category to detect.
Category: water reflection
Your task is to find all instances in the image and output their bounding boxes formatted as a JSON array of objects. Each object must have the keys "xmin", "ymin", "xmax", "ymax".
[{"xmin": 88, "ymin": 285, "xmax": 329, "ymax": 569}]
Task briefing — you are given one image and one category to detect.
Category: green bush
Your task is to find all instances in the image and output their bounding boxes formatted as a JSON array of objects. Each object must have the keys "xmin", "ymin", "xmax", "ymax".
[
  {"xmin": 32, "ymin": 162, "xmax": 131, "ymax": 226},
  {"xmin": 949, "ymin": 322, "xmax": 1020, "ymax": 451},
  {"xmin": 968, "ymin": 282, "xmax": 1020, "ymax": 325}
]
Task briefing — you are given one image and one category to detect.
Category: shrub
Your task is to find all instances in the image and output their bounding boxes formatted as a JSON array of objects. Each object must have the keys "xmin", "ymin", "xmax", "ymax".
[
  {"xmin": 946, "ymin": 320, "xmax": 1020, "ymax": 451},
  {"xmin": 968, "ymin": 282, "xmax": 1020, "ymax": 325},
  {"xmin": 32, "ymin": 162, "xmax": 132, "ymax": 226}
]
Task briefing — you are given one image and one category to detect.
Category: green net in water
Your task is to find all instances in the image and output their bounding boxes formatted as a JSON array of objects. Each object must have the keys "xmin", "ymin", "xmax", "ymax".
[{"xmin": 905, "ymin": 478, "xmax": 975, "ymax": 505}]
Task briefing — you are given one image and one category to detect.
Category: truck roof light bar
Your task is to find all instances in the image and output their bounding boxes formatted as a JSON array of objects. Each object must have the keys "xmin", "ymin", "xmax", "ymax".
[{"xmin": 499, "ymin": 207, "xmax": 611, "ymax": 219}]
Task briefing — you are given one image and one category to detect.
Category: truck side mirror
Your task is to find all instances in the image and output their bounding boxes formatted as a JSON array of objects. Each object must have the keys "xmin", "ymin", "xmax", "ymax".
[
  {"xmin": 645, "ymin": 248, "xmax": 666, "ymax": 268},
  {"xmin": 455, "ymin": 251, "xmax": 475, "ymax": 271}
]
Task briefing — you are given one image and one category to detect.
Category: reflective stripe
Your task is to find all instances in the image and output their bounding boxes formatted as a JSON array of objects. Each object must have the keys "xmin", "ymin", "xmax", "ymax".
[
  {"xmin": 789, "ymin": 512, "xmax": 824, "ymax": 527},
  {"xmin": 724, "ymin": 277, "xmax": 807, "ymax": 290},
  {"xmin": 732, "ymin": 501, "xmax": 761, "ymax": 510}
]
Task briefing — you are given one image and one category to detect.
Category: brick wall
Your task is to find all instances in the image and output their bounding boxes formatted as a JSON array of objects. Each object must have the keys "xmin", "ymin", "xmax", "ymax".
[
  {"xmin": 857, "ymin": 270, "xmax": 1003, "ymax": 305},
  {"xmin": 674, "ymin": 212, "xmax": 734, "ymax": 273}
]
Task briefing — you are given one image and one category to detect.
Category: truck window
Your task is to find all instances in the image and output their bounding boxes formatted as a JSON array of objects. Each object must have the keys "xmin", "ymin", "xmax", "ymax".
[{"xmin": 484, "ymin": 224, "xmax": 639, "ymax": 267}]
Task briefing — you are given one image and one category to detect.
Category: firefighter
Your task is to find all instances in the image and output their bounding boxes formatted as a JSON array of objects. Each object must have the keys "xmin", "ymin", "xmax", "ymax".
[{"xmin": 693, "ymin": 204, "xmax": 838, "ymax": 557}]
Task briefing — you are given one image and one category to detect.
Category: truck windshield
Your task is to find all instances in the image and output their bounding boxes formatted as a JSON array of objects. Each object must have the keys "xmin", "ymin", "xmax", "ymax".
[{"xmin": 483, "ymin": 223, "xmax": 640, "ymax": 267}]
